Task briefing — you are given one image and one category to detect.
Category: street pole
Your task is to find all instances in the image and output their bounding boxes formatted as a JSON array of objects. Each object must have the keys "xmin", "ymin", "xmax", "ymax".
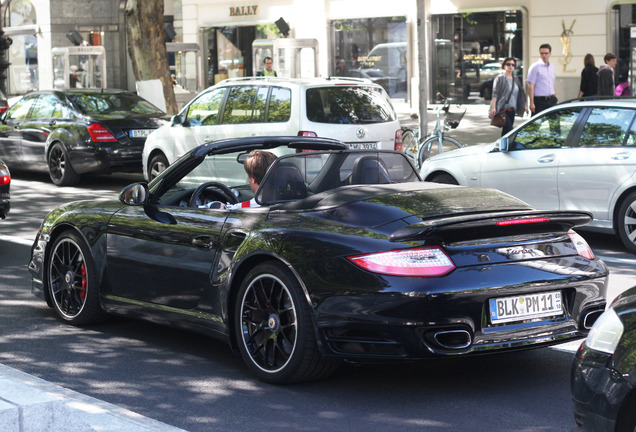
[
  {"xmin": 0, "ymin": 3, "xmax": 12, "ymax": 96},
  {"xmin": 417, "ymin": 0, "xmax": 428, "ymax": 137}
]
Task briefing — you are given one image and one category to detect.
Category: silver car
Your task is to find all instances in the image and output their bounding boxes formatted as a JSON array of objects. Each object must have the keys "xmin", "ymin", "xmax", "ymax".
[{"xmin": 421, "ymin": 99, "xmax": 636, "ymax": 253}]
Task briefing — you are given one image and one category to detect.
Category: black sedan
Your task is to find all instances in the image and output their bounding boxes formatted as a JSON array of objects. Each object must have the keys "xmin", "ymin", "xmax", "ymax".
[
  {"xmin": 0, "ymin": 158, "xmax": 9, "ymax": 219},
  {"xmin": 28, "ymin": 136, "xmax": 608, "ymax": 383},
  {"xmin": 0, "ymin": 89, "xmax": 166, "ymax": 186},
  {"xmin": 571, "ymin": 285, "xmax": 636, "ymax": 431}
]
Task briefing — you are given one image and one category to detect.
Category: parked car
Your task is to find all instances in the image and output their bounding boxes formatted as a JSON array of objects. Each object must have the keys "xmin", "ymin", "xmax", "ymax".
[
  {"xmin": 421, "ymin": 99, "xmax": 636, "ymax": 253},
  {"xmin": 142, "ymin": 76, "xmax": 402, "ymax": 181},
  {"xmin": 0, "ymin": 158, "xmax": 9, "ymax": 219},
  {"xmin": 29, "ymin": 135, "xmax": 608, "ymax": 384},
  {"xmin": 0, "ymin": 89, "xmax": 167, "ymax": 186},
  {"xmin": 571, "ymin": 285, "xmax": 636, "ymax": 431}
]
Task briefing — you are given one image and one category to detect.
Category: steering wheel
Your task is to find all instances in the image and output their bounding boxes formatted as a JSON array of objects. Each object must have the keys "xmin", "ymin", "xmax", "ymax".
[{"xmin": 189, "ymin": 182, "xmax": 239, "ymax": 208}]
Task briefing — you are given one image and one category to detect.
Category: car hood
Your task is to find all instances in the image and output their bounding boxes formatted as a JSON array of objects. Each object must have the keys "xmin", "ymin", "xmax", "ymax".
[{"xmin": 425, "ymin": 141, "xmax": 495, "ymax": 162}]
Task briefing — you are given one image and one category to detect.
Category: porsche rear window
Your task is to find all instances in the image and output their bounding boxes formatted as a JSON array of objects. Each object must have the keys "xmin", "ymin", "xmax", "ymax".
[{"xmin": 306, "ymin": 86, "xmax": 396, "ymax": 124}]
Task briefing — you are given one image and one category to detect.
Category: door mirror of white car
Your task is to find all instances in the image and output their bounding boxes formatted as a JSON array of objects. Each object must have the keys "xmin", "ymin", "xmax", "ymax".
[
  {"xmin": 498, "ymin": 137, "xmax": 509, "ymax": 152},
  {"xmin": 171, "ymin": 114, "xmax": 184, "ymax": 126}
]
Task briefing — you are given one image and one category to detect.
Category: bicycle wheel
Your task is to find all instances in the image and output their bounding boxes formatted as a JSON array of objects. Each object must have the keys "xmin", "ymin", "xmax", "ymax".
[
  {"xmin": 401, "ymin": 129, "xmax": 419, "ymax": 166},
  {"xmin": 418, "ymin": 136, "xmax": 464, "ymax": 166}
]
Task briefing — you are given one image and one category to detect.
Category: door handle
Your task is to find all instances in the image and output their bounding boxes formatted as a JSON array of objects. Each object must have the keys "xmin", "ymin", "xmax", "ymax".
[
  {"xmin": 192, "ymin": 235, "xmax": 214, "ymax": 250},
  {"xmin": 49, "ymin": 120, "xmax": 57, "ymax": 127},
  {"xmin": 611, "ymin": 152, "xmax": 630, "ymax": 161},
  {"xmin": 537, "ymin": 154, "xmax": 555, "ymax": 163}
]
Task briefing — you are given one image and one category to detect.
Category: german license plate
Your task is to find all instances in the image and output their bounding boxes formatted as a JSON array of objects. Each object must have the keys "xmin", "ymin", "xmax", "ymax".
[
  {"xmin": 346, "ymin": 142, "xmax": 378, "ymax": 150},
  {"xmin": 489, "ymin": 291, "xmax": 562, "ymax": 324},
  {"xmin": 129, "ymin": 129, "xmax": 151, "ymax": 138}
]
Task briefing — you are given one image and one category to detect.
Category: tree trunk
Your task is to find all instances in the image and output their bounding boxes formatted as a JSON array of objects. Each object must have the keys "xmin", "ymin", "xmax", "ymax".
[{"xmin": 125, "ymin": 0, "xmax": 177, "ymax": 114}]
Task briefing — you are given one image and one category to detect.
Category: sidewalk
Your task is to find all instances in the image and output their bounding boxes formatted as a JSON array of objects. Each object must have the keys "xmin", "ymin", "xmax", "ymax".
[
  {"xmin": 393, "ymin": 100, "xmax": 505, "ymax": 147},
  {"xmin": 0, "ymin": 363, "xmax": 187, "ymax": 432}
]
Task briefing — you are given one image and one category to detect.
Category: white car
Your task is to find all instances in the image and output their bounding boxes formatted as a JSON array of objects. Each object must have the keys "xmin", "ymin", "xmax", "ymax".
[
  {"xmin": 142, "ymin": 77, "xmax": 402, "ymax": 182},
  {"xmin": 421, "ymin": 99, "xmax": 636, "ymax": 253}
]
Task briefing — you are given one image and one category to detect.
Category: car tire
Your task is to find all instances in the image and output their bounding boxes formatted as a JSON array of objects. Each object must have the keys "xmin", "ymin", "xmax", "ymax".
[
  {"xmin": 429, "ymin": 172, "xmax": 459, "ymax": 185},
  {"xmin": 617, "ymin": 191, "xmax": 636, "ymax": 253},
  {"xmin": 46, "ymin": 231, "xmax": 105, "ymax": 325},
  {"xmin": 148, "ymin": 153, "xmax": 169, "ymax": 180},
  {"xmin": 234, "ymin": 261, "xmax": 336, "ymax": 384},
  {"xmin": 48, "ymin": 143, "xmax": 80, "ymax": 186}
]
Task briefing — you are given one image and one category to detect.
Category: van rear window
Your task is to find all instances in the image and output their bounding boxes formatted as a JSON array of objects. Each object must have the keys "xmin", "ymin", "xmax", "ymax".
[{"xmin": 306, "ymin": 86, "xmax": 396, "ymax": 124}]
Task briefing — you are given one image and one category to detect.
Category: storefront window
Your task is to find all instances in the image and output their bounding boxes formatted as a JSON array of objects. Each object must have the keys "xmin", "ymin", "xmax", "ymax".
[
  {"xmin": 329, "ymin": 17, "xmax": 407, "ymax": 99},
  {"xmin": 431, "ymin": 10, "xmax": 523, "ymax": 104},
  {"xmin": 612, "ymin": 4, "xmax": 636, "ymax": 96},
  {"xmin": 5, "ymin": 0, "xmax": 38, "ymax": 95}
]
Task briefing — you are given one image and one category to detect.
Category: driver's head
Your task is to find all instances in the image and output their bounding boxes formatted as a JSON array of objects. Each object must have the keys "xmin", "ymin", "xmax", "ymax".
[{"xmin": 245, "ymin": 150, "xmax": 276, "ymax": 191}]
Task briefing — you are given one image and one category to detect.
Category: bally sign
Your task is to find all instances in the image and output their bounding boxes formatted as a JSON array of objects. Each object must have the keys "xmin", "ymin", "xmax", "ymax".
[{"xmin": 230, "ymin": 6, "xmax": 258, "ymax": 16}]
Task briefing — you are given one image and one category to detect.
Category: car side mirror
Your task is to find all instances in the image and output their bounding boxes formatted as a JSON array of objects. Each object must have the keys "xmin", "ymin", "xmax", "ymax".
[
  {"xmin": 171, "ymin": 114, "xmax": 184, "ymax": 126},
  {"xmin": 499, "ymin": 137, "xmax": 509, "ymax": 152},
  {"xmin": 120, "ymin": 183, "xmax": 149, "ymax": 205}
]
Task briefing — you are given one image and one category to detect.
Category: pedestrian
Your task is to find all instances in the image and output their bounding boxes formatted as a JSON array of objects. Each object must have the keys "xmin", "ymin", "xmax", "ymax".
[
  {"xmin": 256, "ymin": 57, "xmax": 277, "ymax": 77},
  {"xmin": 489, "ymin": 57, "xmax": 527, "ymax": 136},
  {"xmin": 578, "ymin": 53, "xmax": 598, "ymax": 99},
  {"xmin": 597, "ymin": 52, "xmax": 617, "ymax": 97},
  {"xmin": 526, "ymin": 43, "xmax": 557, "ymax": 115}
]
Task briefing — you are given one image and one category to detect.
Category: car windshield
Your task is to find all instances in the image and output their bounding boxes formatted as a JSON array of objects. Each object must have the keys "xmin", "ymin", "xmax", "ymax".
[
  {"xmin": 67, "ymin": 92, "xmax": 164, "ymax": 116},
  {"xmin": 173, "ymin": 149, "xmax": 418, "ymax": 207},
  {"xmin": 306, "ymin": 86, "xmax": 396, "ymax": 124}
]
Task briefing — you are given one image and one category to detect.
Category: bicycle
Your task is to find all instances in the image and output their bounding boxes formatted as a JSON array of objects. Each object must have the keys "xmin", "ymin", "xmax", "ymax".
[{"xmin": 402, "ymin": 94, "xmax": 466, "ymax": 168}]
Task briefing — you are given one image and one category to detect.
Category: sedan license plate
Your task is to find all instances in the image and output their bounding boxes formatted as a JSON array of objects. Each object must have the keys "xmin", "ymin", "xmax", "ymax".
[
  {"xmin": 489, "ymin": 291, "xmax": 562, "ymax": 324},
  {"xmin": 346, "ymin": 142, "xmax": 378, "ymax": 150},
  {"xmin": 129, "ymin": 129, "xmax": 151, "ymax": 138}
]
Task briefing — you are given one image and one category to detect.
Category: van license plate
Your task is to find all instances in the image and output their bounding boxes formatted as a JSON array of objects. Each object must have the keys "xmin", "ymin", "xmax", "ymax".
[
  {"xmin": 489, "ymin": 291, "xmax": 562, "ymax": 324},
  {"xmin": 346, "ymin": 143, "xmax": 378, "ymax": 150}
]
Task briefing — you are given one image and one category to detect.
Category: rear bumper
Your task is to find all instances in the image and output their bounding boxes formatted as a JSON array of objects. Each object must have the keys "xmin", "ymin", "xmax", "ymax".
[{"xmin": 71, "ymin": 145, "xmax": 143, "ymax": 174}]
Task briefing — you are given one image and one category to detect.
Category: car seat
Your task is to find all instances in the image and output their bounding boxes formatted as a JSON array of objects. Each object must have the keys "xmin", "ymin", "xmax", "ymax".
[
  {"xmin": 350, "ymin": 156, "xmax": 391, "ymax": 184},
  {"xmin": 260, "ymin": 163, "xmax": 307, "ymax": 203}
]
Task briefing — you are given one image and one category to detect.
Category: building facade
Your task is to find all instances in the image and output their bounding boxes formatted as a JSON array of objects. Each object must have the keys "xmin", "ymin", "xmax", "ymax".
[{"xmin": 2, "ymin": 0, "xmax": 636, "ymax": 110}]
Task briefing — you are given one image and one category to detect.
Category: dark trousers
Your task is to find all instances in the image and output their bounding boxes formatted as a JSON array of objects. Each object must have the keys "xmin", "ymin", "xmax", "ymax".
[
  {"xmin": 502, "ymin": 108, "xmax": 516, "ymax": 136},
  {"xmin": 533, "ymin": 95, "xmax": 557, "ymax": 114}
]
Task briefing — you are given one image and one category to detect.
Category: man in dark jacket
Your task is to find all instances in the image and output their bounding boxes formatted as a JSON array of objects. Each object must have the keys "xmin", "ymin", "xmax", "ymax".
[{"xmin": 597, "ymin": 52, "xmax": 617, "ymax": 97}]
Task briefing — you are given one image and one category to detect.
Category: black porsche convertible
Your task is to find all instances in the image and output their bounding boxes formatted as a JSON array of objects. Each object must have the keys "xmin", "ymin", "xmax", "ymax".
[{"xmin": 28, "ymin": 136, "xmax": 608, "ymax": 384}]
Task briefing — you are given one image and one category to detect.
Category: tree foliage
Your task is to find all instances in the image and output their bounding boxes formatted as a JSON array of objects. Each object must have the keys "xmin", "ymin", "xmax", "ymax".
[{"xmin": 125, "ymin": 0, "xmax": 177, "ymax": 114}]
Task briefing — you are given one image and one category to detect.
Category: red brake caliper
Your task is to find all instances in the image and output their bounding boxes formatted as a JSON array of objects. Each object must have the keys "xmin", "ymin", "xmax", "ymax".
[{"xmin": 80, "ymin": 263, "xmax": 87, "ymax": 298}]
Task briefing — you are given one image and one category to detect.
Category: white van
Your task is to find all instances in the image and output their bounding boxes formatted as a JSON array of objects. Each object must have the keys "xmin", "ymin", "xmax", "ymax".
[{"xmin": 142, "ymin": 76, "xmax": 402, "ymax": 181}]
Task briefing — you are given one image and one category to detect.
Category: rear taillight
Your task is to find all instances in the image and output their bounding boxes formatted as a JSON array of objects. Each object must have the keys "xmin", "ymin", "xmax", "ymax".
[
  {"xmin": 87, "ymin": 123, "xmax": 118, "ymax": 142},
  {"xmin": 0, "ymin": 101, "xmax": 8, "ymax": 115},
  {"xmin": 568, "ymin": 231, "xmax": 595, "ymax": 260},
  {"xmin": 298, "ymin": 131, "xmax": 317, "ymax": 137},
  {"xmin": 394, "ymin": 129, "xmax": 403, "ymax": 152},
  {"xmin": 496, "ymin": 217, "xmax": 550, "ymax": 226},
  {"xmin": 0, "ymin": 168, "xmax": 10, "ymax": 186},
  {"xmin": 347, "ymin": 247, "xmax": 455, "ymax": 277}
]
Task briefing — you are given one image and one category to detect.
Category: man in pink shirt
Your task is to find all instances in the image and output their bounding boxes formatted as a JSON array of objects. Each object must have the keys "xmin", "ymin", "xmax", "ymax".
[{"xmin": 526, "ymin": 44, "xmax": 557, "ymax": 114}]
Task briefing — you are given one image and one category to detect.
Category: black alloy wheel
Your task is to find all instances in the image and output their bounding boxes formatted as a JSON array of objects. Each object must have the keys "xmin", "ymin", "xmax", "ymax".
[
  {"xmin": 46, "ymin": 231, "xmax": 104, "ymax": 325},
  {"xmin": 235, "ymin": 262, "xmax": 335, "ymax": 384},
  {"xmin": 617, "ymin": 191, "xmax": 636, "ymax": 253},
  {"xmin": 48, "ymin": 143, "xmax": 80, "ymax": 186}
]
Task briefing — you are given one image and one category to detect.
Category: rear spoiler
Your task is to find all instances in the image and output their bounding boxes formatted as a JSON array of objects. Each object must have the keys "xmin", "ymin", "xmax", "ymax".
[{"xmin": 389, "ymin": 210, "xmax": 593, "ymax": 243}]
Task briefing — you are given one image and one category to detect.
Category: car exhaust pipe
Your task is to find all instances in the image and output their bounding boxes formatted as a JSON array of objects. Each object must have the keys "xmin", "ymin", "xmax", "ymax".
[
  {"xmin": 432, "ymin": 329, "xmax": 472, "ymax": 350},
  {"xmin": 582, "ymin": 309, "xmax": 604, "ymax": 330}
]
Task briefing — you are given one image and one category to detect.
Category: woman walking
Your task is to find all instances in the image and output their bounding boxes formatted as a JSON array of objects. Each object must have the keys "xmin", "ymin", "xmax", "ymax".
[
  {"xmin": 579, "ymin": 53, "xmax": 598, "ymax": 98},
  {"xmin": 489, "ymin": 57, "xmax": 527, "ymax": 136}
]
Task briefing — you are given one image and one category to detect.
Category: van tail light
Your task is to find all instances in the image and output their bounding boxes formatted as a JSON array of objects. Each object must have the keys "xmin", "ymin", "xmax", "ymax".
[
  {"xmin": 87, "ymin": 123, "xmax": 118, "ymax": 143},
  {"xmin": 0, "ymin": 167, "xmax": 10, "ymax": 186},
  {"xmin": 568, "ymin": 231, "xmax": 595, "ymax": 260},
  {"xmin": 298, "ymin": 131, "xmax": 317, "ymax": 137},
  {"xmin": 347, "ymin": 246, "xmax": 455, "ymax": 277},
  {"xmin": 394, "ymin": 129, "xmax": 403, "ymax": 152}
]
